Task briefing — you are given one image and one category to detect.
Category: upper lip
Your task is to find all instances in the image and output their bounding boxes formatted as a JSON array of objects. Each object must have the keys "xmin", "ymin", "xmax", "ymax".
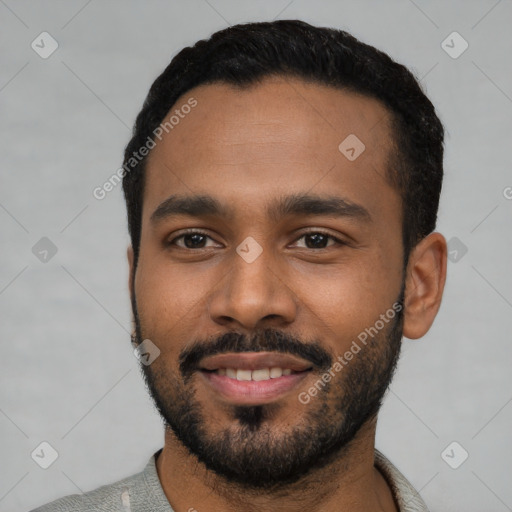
[{"xmin": 199, "ymin": 352, "xmax": 313, "ymax": 372}]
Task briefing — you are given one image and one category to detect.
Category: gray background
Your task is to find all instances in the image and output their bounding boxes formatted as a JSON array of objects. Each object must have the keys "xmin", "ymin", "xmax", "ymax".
[{"xmin": 1, "ymin": 1, "xmax": 511, "ymax": 510}]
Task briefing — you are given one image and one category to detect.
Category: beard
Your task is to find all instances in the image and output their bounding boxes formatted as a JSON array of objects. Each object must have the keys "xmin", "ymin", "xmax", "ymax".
[{"xmin": 132, "ymin": 288, "xmax": 404, "ymax": 491}]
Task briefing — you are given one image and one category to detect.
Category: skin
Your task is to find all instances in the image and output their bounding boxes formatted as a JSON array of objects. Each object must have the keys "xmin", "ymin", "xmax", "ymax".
[{"xmin": 127, "ymin": 76, "xmax": 447, "ymax": 512}]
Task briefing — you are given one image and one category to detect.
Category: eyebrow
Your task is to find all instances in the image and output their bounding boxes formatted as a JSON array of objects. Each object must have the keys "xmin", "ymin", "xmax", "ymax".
[{"xmin": 150, "ymin": 193, "xmax": 371, "ymax": 224}]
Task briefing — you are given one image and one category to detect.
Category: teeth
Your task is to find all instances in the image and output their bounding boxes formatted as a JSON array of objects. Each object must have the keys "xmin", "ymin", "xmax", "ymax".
[
  {"xmin": 236, "ymin": 369, "xmax": 252, "ymax": 381},
  {"xmin": 252, "ymin": 368, "xmax": 270, "ymax": 381},
  {"xmin": 216, "ymin": 367, "xmax": 295, "ymax": 381},
  {"xmin": 270, "ymin": 367, "xmax": 283, "ymax": 378}
]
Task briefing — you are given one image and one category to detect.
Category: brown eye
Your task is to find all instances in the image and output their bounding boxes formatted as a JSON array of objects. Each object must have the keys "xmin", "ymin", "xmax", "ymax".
[
  {"xmin": 293, "ymin": 231, "xmax": 343, "ymax": 249},
  {"xmin": 168, "ymin": 231, "xmax": 219, "ymax": 249},
  {"xmin": 179, "ymin": 233, "xmax": 208, "ymax": 248},
  {"xmin": 304, "ymin": 233, "xmax": 330, "ymax": 249}
]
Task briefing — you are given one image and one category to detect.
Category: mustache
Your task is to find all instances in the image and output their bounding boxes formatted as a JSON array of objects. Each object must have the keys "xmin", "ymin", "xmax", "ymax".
[{"xmin": 179, "ymin": 328, "xmax": 333, "ymax": 379}]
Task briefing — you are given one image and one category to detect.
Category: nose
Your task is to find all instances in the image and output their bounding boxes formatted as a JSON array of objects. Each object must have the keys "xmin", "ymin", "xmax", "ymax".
[{"xmin": 207, "ymin": 242, "xmax": 298, "ymax": 331}]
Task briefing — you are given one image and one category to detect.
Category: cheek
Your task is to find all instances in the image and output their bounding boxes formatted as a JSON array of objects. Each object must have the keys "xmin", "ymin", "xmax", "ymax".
[
  {"xmin": 293, "ymin": 252, "xmax": 402, "ymax": 345},
  {"xmin": 133, "ymin": 251, "xmax": 218, "ymax": 339}
]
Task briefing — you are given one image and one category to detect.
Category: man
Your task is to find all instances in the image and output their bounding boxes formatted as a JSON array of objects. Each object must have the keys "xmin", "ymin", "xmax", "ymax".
[{"xmin": 33, "ymin": 19, "xmax": 447, "ymax": 512}]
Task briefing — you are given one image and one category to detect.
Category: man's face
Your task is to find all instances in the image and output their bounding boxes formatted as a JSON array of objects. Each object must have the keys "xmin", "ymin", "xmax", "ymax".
[{"xmin": 131, "ymin": 77, "xmax": 405, "ymax": 488}]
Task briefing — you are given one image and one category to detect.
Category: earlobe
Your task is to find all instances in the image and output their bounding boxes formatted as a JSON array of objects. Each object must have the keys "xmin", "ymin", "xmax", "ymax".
[{"xmin": 402, "ymin": 232, "xmax": 447, "ymax": 340}]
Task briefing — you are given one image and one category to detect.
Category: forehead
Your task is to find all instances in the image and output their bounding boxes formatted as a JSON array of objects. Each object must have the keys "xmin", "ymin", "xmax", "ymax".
[{"xmin": 143, "ymin": 76, "xmax": 399, "ymax": 226}]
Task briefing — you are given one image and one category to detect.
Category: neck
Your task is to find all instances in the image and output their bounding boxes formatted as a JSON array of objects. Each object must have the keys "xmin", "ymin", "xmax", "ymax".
[{"xmin": 155, "ymin": 417, "xmax": 398, "ymax": 512}]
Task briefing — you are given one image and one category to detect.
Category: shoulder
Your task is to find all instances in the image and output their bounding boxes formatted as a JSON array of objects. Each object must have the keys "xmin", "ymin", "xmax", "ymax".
[
  {"xmin": 30, "ymin": 474, "xmax": 140, "ymax": 512},
  {"xmin": 30, "ymin": 452, "xmax": 166, "ymax": 512},
  {"xmin": 375, "ymin": 449, "xmax": 430, "ymax": 512}
]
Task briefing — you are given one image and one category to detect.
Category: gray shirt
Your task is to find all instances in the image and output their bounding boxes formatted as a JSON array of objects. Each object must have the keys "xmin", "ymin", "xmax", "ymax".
[{"xmin": 31, "ymin": 449, "xmax": 429, "ymax": 511}]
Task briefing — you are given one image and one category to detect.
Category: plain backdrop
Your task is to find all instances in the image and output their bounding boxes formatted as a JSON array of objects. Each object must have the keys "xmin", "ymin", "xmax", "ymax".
[{"xmin": 1, "ymin": 1, "xmax": 511, "ymax": 511}]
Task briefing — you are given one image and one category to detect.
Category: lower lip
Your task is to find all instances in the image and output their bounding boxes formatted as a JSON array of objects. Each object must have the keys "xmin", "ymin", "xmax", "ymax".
[{"xmin": 200, "ymin": 370, "xmax": 310, "ymax": 405}]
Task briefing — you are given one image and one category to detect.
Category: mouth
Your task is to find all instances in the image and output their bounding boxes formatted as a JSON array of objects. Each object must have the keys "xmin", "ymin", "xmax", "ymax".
[{"xmin": 198, "ymin": 352, "xmax": 313, "ymax": 405}]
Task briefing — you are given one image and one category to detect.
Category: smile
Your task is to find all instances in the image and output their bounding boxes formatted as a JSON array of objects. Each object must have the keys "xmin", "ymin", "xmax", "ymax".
[
  {"xmin": 198, "ymin": 352, "xmax": 313, "ymax": 405},
  {"xmin": 211, "ymin": 367, "xmax": 294, "ymax": 380}
]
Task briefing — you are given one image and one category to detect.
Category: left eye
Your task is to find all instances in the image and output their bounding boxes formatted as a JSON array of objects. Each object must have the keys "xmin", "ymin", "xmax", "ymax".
[{"xmin": 292, "ymin": 232, "xmax": 342, "ymax": 249}]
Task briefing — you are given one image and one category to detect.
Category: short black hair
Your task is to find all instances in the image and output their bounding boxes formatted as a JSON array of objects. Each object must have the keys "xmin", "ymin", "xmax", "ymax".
[{"xmin": 122, "ymin": 19, "xmax": 444, "ymax": 266}]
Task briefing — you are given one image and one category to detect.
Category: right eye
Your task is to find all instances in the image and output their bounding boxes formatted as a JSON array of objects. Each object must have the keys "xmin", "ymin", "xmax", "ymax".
[{"xmin": 167, "ymin": 230, "xmax": 221, "ymax": 250}]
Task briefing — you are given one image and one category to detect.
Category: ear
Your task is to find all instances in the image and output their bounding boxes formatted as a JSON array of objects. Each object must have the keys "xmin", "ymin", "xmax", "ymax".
[
  {"xmin": 127, "ymin": 246, "xmax": 135, "ymax": 301},
  {"xmin": 402, "ymin": 232, "xmax": 447, "ymax": 340}
]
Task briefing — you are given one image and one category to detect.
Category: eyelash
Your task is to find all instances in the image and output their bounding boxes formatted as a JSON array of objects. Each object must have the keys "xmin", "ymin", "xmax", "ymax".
[{"xmin": 167, "ymin": 229, "xmax": 346, "ymax": 250}]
